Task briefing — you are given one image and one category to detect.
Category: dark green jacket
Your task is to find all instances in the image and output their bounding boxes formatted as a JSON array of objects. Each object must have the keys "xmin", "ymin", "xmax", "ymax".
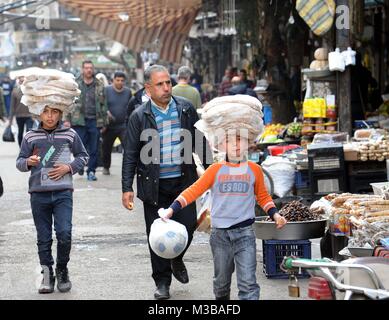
[{"xmin": 66, "ymin": 76, "xmax": 107, "ymax": 127}]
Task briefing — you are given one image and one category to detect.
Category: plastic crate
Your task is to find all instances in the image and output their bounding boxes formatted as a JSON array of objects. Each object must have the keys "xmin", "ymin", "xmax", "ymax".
[
  {"xmin": 262, "ymin": 240, "xmax": 311, "ymax": 279},
  {"xmin": 295, "ymin": 170, "xmax": 309, "ymax": 189}
]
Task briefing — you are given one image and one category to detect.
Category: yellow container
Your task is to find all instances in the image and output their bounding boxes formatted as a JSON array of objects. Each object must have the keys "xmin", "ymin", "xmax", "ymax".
[{"xmin": 303, "ymin": 98, "xmax": 327, "ymax": 118}]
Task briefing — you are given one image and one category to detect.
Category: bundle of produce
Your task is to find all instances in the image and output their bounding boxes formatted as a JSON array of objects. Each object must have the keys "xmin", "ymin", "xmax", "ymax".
[
  {"xmin": 198, "ymin": 94, "xmax": 264, "ymax": 149},
  {"xmin": 286, "ymin": 122, "xmax": 303, "ymax": 138},
  {"xmin": 323, "ymin": 193, "xmax": 389, "ymax": 223},
  {"xmin": 328, "ymin": 193, "xmax": 383, "ymax": 208},
  {"xmin": 259, "ymin": 123, "xmax": 285, "ymax": 143},
  {"xmin": 20, "ymin": 68, "xmax": 80, "ymax": 115}
]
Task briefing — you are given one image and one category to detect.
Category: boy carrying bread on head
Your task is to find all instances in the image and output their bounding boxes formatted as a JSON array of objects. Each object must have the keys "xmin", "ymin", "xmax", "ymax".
[{"xmin": 16, "ymin": 69, "xmax": 88, "ymax": 294}]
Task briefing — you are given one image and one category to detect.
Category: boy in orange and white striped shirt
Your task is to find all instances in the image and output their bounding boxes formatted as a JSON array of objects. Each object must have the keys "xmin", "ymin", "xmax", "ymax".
[{"xmin": 161, "ymin": 134, "xmax": 286, "ymax": 300}]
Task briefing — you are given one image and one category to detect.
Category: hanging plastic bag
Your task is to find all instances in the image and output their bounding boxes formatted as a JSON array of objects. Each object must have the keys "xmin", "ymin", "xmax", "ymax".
[
  {"xmin": 341, "ymin": 47, "xmax": 356, "ymax": 67},
  {"xmin": 329, "ymin": 48, "xmax": 345, "ymax": 72},
  {"xmin": 2, "ymin": 126, "xmax": 15, "ymax": 142}
]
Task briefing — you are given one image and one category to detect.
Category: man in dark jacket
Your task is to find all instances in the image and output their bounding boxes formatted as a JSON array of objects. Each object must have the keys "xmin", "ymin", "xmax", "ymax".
[
  {"xmin": 122, "ymin": 65, "xmax": 211, "ymax": 300},
  {"xmin": 228, "ymin": 76, "xmax": 258, "ymax": 99},
  {"xmin": 126, "ymin": 87, "xmax": 148, "ymax": 123},
  {"xmin": 64, "ymin": 60, "xmax": 107, "ymax": 181},
  {"xmin": 101, "ymin": 71, "xmax": 132, "ymax": 175}
]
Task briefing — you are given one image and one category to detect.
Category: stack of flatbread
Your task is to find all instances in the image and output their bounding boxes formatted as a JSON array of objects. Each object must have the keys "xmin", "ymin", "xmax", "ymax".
[
  {"xmin": 20, "ymin": 68, "xmax": 80, "ymax": 115},
  {"xmin": 196, "ymin": 94, "xmax": 264, "ymax": 149}
]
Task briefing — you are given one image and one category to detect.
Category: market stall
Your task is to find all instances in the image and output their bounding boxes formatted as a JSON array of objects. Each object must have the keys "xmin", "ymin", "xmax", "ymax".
[{"xmin": 311, "ymin": 192, "xmax": 389, "ymax": 261}]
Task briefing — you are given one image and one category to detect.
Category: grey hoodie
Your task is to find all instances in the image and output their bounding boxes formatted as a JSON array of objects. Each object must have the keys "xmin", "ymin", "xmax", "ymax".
[{"xmin": 16, "ymin": 122, "xmax": 89, "ymax": 193}]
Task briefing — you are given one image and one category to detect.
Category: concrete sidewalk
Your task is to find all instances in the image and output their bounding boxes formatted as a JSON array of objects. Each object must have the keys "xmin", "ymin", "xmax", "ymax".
[{"xmin": 0, "ymin": 122, "xmax": 320, "ymax": 300}]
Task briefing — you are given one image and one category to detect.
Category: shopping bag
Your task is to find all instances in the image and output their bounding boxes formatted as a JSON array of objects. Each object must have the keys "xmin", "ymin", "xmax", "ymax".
[
  {"xmin": 0, "ymin": 176, "xmax": 3, "ymax": 198},
  {"xmin": 2, "ymin": 126, "xmax": 15, "ymax": 142},
  {"xmin": 196, "ymin": 190, "xmax": 211, "ymax": 233}
]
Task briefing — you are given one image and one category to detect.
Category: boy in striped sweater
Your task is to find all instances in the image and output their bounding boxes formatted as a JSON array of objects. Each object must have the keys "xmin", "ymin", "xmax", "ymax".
[
  {"xmin": 16, "ymin": 106, "xmax": 89, "ymax": 294},
  {"xmin": 161, "ymin": 134, "xmax": 287, "ymax": 300}
]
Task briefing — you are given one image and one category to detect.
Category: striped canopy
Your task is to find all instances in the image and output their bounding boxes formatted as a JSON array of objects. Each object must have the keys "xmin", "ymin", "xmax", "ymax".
[{"xmin": 58, "ymin": 0, "xmax": 202, "ymax": 63}]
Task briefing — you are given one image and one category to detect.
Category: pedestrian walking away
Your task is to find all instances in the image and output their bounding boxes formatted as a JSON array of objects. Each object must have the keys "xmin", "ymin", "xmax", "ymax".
[
  {"xmin": 16, "ymin": 69, "xmax": 88, "ymax": 294},
  {"xmin": 0, "ymin": 87, "xmax": 6, "ymax": 122},
  {"xmin": 8, "ymin": 76, "xmax": 34, "ymax": 147},
  {"xmin": 172, "ymin": 66, "xmax": 202, "ymax": 109},
  {"xmin": 101, "ymin": 71, "xmax": 132, "ymax": 175},
  {"xmin": 1, "ymin": 76, "xmax": 14, "ymax": 116},
  {"xmin": 228, "ymin": 76, "xmax": 258, "ymax": 99},
  {"xmin": 122, "ymin": 64, "xmax": 211, "ymax": 300},
  {"xmin": 64, "ymin": 60, "xmax": 107, "ymax": 181}
]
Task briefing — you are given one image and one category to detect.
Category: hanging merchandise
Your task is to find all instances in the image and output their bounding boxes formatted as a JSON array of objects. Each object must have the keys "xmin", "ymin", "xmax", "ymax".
[
  {"xmin": 296, "ymin": 0, "xmax": 336, "ymax": 36},
  {"xmin": 341, "ymin": 47, "xmax": 356, "ymax": 67},
  {"xmin": 303, "ymin": 98, "xmax": 327, "ymax": 118},
  {"xmin": 329, "ymin": 48, "xmax": 345, "ymax": 72},
  {"xmin": 326, "ymin": 95, "xmax": 337, "ymax": 119}
]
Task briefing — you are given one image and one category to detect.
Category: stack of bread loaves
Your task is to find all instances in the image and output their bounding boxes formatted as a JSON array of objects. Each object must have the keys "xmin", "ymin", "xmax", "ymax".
[
  {"xmin": 309, "ymin": 48, "xmax": 329, "ymax": 70},
  {"xmin": 196, "ymin": 94, "xmax": 264, "ymax": 149},
  {"xmin": 20, "ymin": 68, "xmax": 80, "ymax": 115}
]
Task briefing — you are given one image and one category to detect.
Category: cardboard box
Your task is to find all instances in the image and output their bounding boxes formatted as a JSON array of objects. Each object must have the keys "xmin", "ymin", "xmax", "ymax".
[{"xmin": 344, "ymin": 149, "xmax": 358, "ymax": 161}]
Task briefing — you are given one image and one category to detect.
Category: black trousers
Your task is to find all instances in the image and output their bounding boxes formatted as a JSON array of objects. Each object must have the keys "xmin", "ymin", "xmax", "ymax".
[
  {"xmin": 101, "ymin": 126, "xmax": 127, "ymax": 169},
  {"xmin": 143, "ymin": 177, "xmax": 197, "ymax": 287},
  {"xmin": 16, "ymin": 117, "xmax": 33, "ymax": 147}
]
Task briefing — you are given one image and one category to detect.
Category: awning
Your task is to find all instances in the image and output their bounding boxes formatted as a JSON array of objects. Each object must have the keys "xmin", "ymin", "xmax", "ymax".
[{"xmin": 58, "ymin": 0, "xmax": 202, "ymax": 63}]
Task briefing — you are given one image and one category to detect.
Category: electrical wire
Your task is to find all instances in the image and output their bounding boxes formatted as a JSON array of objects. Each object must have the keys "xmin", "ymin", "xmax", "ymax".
[
  {"xmin": 0, "ymin": 0, "xmax": 28, "ymax": 11},
  {"xmin": 0, "ymin": 0, "xmax": 56, "ymax": 26},
  {"xmin": 0, "ymin": 0, "xmax": 37, "ymax": 14}
]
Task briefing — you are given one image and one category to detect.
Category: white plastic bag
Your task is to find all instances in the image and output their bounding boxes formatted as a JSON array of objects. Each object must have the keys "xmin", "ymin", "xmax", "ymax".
[
  {"xmin": 329, "ymin": 48, "xmax": 345, "ymax": 72},
  {"xmin": 341, "ymin": 47, "xmax": 356, "ymax": 66},
  {"xmin": 196, "ymin": 190, "xmax": 212, "ymax": 233},
  {"xmin": 149, "ymin": 218, "xmax": 188, "ymax": 259},
  {"xmin": 310, "ymin": 198, "xmax": 333, "ymax": 219},
  {"xmin": 261, "ymin": 156, "xmax": 296, "ymax": 198}
]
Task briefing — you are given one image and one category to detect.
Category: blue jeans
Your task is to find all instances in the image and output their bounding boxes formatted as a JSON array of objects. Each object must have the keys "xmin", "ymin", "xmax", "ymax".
[
  {"xmin": 73, "ymin": 119, "xmax": 100, "ymax": 174},
  {"xmin": 30, "ymin": 190, "xmax": 73, "ymax": 267},
  {"xmin": 210, "ymin": 225, "xmax": 260, "ymax": 300}
]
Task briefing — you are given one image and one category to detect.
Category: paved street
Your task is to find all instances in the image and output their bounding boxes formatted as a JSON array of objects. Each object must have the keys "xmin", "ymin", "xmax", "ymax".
[{"xmin": 0, "ymin": 122, "xmax": 321, "ymax": 300}]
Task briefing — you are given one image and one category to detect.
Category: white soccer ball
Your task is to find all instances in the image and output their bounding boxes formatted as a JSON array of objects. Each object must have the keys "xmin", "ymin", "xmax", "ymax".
[{"xmin": 149, "ymin": 218, "xmax": 188, "ymax": 259}]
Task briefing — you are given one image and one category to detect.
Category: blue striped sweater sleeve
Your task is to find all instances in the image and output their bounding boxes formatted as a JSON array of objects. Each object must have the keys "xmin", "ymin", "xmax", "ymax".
[{"xmin": 16, "ymin": 136, "xmax": 32, "ymax": 172}]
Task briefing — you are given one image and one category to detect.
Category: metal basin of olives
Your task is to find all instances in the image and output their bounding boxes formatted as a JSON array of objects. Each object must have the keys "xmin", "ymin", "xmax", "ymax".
[{"xmin": 254, "ymin": 216, "xmax": 328, "ymax": 240}]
